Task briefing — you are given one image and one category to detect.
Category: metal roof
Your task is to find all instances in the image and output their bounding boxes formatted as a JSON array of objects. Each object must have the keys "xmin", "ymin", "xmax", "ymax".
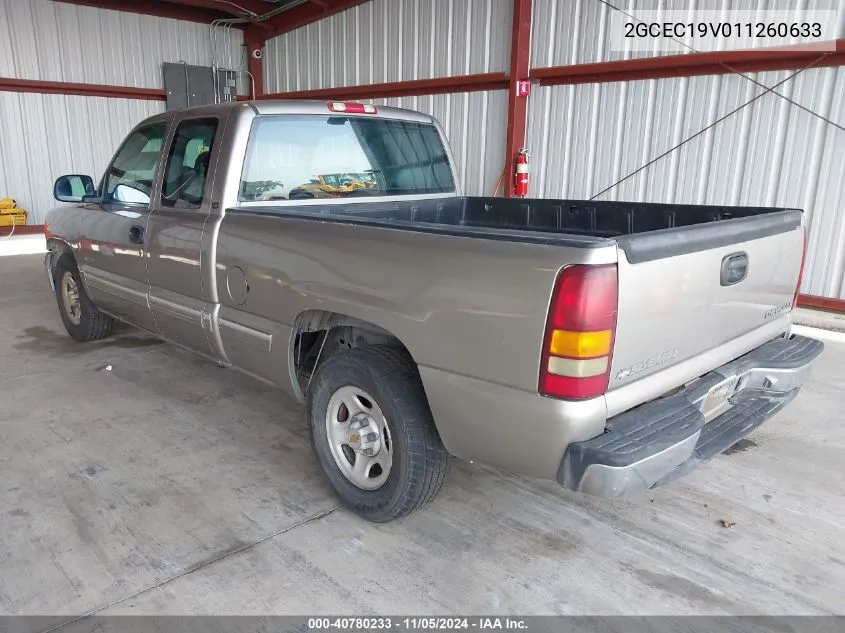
[{"xmin": 50, "ymin": 0, "xmax": 368, "ymax": 36}]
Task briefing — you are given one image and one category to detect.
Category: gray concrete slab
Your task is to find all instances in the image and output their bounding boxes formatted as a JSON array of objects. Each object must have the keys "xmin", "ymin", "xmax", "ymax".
[
  {"xmin": 1, "ymin": 254, "xmax": 844, "ymax": 618},
  {"xmin": 794, "ymin": 306, "xmax": 845, "ymax": 333}
]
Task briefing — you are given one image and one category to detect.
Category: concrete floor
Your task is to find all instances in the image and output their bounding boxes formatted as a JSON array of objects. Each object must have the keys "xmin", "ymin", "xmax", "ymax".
[{"xmin": 1, "ymin": 253, "xmax": 844, "ymax": 618}]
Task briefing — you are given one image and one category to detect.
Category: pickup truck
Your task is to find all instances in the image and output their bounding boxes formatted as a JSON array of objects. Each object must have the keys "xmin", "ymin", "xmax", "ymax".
[{"xmin": 45, "ymin": 100, "xmax": 823, "ymax": 522}]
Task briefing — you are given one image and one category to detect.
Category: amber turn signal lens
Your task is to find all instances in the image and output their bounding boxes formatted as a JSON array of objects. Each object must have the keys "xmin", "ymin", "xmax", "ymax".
[{"xmin": 549, "ymin": 329, "xmax": 612, "ymax": 359}]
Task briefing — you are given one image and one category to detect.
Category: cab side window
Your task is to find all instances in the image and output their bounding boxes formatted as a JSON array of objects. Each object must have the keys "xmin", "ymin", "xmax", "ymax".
[
  {"xmin": 104, "ymin": 124, "xmax": 167, "ymax": 205},
  {"xmin": 161, "ymin": 118, "xmax": 219, "ymax": 209}
]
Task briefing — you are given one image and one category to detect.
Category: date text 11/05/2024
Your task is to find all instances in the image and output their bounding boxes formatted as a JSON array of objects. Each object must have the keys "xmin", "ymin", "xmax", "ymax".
[{"xmin": 307, "ymin": 617, "xmax": 528, "ymax": 631}]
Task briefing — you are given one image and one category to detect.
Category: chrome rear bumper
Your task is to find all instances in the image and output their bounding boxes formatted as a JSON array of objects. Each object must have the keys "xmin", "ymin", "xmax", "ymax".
[{"xmin": 558, "ymin": 334, "xmax": 823, "ymax": 497}]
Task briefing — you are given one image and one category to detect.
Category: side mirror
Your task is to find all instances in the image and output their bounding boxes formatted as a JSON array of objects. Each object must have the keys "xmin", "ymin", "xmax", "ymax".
[{"xmin": 53, "ymin": 175, "xmax": 95, "ymax": 203}]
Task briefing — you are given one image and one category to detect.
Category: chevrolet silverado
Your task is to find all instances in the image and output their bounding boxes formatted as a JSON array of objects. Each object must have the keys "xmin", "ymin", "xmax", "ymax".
[{"xmin": 44, "ymin": 100, "xmax": 823, "ymax": 521}]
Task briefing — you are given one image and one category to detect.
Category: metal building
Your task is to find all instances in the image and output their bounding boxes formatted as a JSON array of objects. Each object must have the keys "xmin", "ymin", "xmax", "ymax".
[
  {"xmin": 1, "ymin": 0, "xmax": 844, "ymax": 306},
  {"xmin": 0, "ymin": 0, "xmax": 247, "ymax": 223}
]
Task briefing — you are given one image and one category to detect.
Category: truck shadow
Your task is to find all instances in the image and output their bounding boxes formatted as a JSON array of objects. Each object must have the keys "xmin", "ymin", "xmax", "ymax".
[{"xmin": 13, "ymin": 324, "xmax": 163, "ymax": 354}]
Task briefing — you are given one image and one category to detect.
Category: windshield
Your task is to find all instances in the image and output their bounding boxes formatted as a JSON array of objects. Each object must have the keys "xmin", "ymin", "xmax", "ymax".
[{"xmin": 239, "ymin": 115, "xmax": 455, "ymax": 201}]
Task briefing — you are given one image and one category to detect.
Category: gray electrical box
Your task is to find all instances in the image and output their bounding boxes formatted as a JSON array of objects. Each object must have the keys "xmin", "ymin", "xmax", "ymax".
[
  {"xmin": 163, "ymin": 63, "xmax": 239, "ymax": 111},
  {"xmin": 216, "ymin": 70, "xmax": 239, "ymax": 104}
]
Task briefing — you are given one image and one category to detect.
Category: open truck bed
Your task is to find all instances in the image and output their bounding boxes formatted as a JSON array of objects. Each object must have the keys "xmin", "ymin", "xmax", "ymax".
[
  {"xmin": 236, "ymin": 195, "xmax": 805, "ymax": 402},
  {"xmin": 247, "ymin": 196, "xmax": 801, "ymax": 259},
  {"xmin": 249, "ymin": 195, "xmax": 797, "ymax": 234}
]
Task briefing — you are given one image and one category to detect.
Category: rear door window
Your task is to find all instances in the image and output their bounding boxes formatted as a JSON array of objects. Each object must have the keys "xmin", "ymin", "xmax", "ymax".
[
  {"xmin": 161, "ymin": 118, "xmax": 218, "ymax": 209},
  {"xmin": 239, "ymin": 115, "xmax": 455, "ymax": 202}
]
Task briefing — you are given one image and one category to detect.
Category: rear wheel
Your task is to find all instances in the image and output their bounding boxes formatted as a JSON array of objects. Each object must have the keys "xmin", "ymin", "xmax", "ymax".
[
  {"xmin": 53, "ymin": 254, "xmax": 114, "ymax": 342},
  {"xmin": 307, "ymin": 345, "xmax": 450, "ymax": 522}
]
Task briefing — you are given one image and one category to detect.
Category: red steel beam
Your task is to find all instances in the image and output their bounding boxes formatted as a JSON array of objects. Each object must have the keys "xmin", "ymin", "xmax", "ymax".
[
  {"xmin": 0, "ymin": 224, "xmax": 46, "ymax": 237},
  {"xmin": 159, "ymin": 0, "xmax": 270, "ymax": 17},
  {"xmin": 532, "ymin": 40, "xmax": 845, "ymax": 86},
  {"xmin": 261, "ymin": 72, "xmax": 509, "ymax": 100},
  {"xmin": 797, "ymin": 294, "xmax": 845, "ymax": 314},
  {"xmin": 265, "ymin": 0, "xmax": 368, "ymax": 37},
  {"xmin": 158, "ymin": 0, "xmax": 273, "ymax": 29},
  {"xmin": 0, "ymin": 77, "xmax": 167, "ymax": 101},
  {"xmin": 503, "ymin": 0, "xmax": 532, "ymax": 197},
  {"xmin": 52, "ymin": 0, "xmax": 234, "ymax": 25},
  {"xmin": 244, "ymin": 27, "xmax": 266, "ymax": 98}
]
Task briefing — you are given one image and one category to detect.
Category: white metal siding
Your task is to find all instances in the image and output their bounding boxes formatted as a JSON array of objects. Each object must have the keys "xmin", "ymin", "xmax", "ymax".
[
  {"xmin": 0, "ymin": 92, "xmax": 165, "ymax": 224},
  {"xmin": 525, "ymin": 66, "xmax": 845, "ymax": 298},
  {"xmin": 531, "ymin": 0, "xmax": 843, "ymax": 68},
  {"xmin": 372, "ymin": 91, "xmax": 508, "ymax": 196},
  {"xmin": 0, "ymin": 0, "xmax": 248, "ymax": 224},
  {"xmin": 264, "ymin": 0, "xmax": 512, "ymax": 93},
  {"xmin": 0, "ymin": 0, "xmax": 245, "ymax": 89}
]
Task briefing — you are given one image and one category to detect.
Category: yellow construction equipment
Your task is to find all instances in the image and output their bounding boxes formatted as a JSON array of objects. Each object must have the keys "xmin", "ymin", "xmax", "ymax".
[
  {"xmin": 288, "ymin": 172, "xmax": 377, "ymax": 199},
  {"xmin": 0, "ymin": 198, "xmax": 28, "ymax": 227}
]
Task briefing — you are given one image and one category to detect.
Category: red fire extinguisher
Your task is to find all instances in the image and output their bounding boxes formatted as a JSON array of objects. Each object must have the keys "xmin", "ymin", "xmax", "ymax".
[{"xmin": 514, "ymin": 149, "xmax": 529, "ymax": 198}]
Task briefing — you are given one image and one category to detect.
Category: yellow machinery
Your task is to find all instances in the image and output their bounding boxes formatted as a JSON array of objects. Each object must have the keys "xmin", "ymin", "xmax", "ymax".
[
  {"xmin": 316, "ymin": 172, "xmax": 375, "ymax": 194},
  {"xmin": 0, "ymin": 198, "xmax": 27, "ymax": 228},
  {"xmin": 289, "ymin": 172, "xmax": 376, "ymax": 199}
]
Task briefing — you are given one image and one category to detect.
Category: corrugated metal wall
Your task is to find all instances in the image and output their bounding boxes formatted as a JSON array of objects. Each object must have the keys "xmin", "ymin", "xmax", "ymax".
[
  {"xmin": 0, "ymin": 93, "xmax": 165, "ymax": 225},
  {"xmin": 373, "ymin": 91, "xmax": 508, "ymax": 195},
  {"xmin": 525, "ymin": 66, "xmax": 845, "ymax": 298},
  {"xmin": 530, "ymin": 0, "xmax": 842, "ymax": 67},
  {"xmin": 264, "ymin": 0, "xmax": 512, "ymax": 92},
  {"xmin": 5, "ymin": 0, "xmax": 841, "ymax": 298},
  {"xmin": 0, "ymin": 0, "xmax": 245, "ymax": 224},
  {"xmin": 262, "ymin": 0, "xmax": 510, "ymax": 195},
  {"xmin": 0, "ymin": 0, "xmax": 244, "ymax": 88}
]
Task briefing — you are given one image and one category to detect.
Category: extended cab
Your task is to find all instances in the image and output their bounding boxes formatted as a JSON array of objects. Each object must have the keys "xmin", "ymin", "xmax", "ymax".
[{"xmin": 45, "ymin": 101, "xmax": 822, "ymax": 521}]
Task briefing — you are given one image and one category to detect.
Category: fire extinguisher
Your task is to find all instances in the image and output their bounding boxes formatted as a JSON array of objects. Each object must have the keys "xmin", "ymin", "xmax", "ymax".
[{"xmin": 514, "ymin": 149, "xmax": 529, "ymax": 198}]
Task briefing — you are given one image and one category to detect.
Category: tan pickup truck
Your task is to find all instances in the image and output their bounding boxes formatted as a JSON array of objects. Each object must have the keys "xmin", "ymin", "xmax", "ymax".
[{"xmin": 45, "ymin": 100, "xmax": 822, "ymax": 521}]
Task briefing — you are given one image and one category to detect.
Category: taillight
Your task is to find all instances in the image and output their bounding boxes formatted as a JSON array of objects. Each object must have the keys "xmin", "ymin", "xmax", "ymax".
[
  {"xmin": 327, "ymin": 101, "xmax": 377, "ymax": 114},
  {"xmin": 792, "ymin": 230, "xmax": 807, "ymax": 309},
  {"xmin": 539, "ymin": 264, "xmax": 618, "ymax": 400}
]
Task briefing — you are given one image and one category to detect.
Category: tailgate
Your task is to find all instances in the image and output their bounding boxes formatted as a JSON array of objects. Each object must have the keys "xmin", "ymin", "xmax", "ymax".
[{"xmin": 608, "ymin": 211, "xmax": 804, "ymax": 391}]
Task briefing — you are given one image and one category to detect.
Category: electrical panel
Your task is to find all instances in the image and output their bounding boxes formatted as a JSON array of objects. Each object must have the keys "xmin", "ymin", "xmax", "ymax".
[{"xmin": 162, "ymin": 63, "xmax": 239, "ymax": 111}]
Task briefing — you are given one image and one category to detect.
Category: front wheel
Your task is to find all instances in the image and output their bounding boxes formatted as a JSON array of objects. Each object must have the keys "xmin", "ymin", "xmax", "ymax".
[
  {"xmin": 52, "ymin": 254, "xmax": 114, "ymax": 342},
  {"xmin": 307, "ymin": 345, "xmax": 450, "ymax": 522}
]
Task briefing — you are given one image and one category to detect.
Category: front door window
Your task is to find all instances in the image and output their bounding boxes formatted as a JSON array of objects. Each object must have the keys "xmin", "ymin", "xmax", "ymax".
[{"xmin": 103, "ymin": 124, "xmax": 167, "ymax": 205}]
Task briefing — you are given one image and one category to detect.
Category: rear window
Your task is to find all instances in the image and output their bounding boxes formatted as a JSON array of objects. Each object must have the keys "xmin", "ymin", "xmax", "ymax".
[{"xmin": 239, "ymin": 115, "xmax": 455, "ymax": 202}]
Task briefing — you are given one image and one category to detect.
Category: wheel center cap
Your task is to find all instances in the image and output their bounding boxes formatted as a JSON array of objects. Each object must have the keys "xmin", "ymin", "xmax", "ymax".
[{"xmin": 346, "ymin": 413, "xmax": 381, "ymax": 456}]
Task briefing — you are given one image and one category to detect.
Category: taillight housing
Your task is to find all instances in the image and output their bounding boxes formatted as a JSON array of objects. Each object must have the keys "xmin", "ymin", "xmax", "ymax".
[
  {"xmin": 792, "ymin": 230, "xmax": 807, "ymax": 309},
  {"xmin": 327, "ymin": 101, "xmax": 377, "ymax": 114},
  {"xmin": 539, "ymin": 264, "xmax": 618, "ymax": 400}
]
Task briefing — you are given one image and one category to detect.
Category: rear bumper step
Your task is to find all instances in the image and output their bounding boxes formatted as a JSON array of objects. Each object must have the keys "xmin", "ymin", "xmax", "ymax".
[{"xmin": 558, "ymin": 334, "xmax": 823, "ymax": 497}]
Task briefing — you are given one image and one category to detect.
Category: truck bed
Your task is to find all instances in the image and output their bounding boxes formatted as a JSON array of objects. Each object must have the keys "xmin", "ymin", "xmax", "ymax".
[
  {"xmin": 230, "ymin": 195, "xmax": 804, "ymax": 399},
  {"xmin": 237, "ymin": 196, "xmax": 800, "ymax": 261}
]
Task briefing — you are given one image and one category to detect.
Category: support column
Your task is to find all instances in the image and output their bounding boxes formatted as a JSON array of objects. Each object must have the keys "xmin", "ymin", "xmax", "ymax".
[
  {"xmin": 503, "ymin": 0, "xmax": 532, "ymax": 197},
  {"xmin": 244, "ymin": 28, "xmax": 265, "ymax": 99}
]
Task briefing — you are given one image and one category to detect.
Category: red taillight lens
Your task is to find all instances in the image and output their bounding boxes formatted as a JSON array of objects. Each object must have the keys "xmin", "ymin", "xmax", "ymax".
[
  {"xmin": 539, "ymin": 265, "xmax": 618, "ymax": 400},
  {"xmin": 327, "ymin": 101, "xmax": 377, "ymax": 114},
  {"xmin": 792, "ymin": 230, "xmax": 807, "ymax": 309},
  {"xmin": 548, "ymin": 264, "xmax": 618, "ymax": 331}
]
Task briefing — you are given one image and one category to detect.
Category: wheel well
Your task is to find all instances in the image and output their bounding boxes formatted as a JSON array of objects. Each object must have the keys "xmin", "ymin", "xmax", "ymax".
[
  {"xmin": 46, "ymin": 238, "xmax": 74, "ymax": 257},
  {"xmin": 291, "ymin": 310, "xmax": 413, "ymax": 399},
  {"xmin": 45, "ymin": 238, "xmax": 76, "ymax": 290}
]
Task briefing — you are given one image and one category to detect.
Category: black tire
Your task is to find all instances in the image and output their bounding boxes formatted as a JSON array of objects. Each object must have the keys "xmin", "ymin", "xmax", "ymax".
[
  {"xmin": 307, "ymin": 345, "xmax": 450, "ymax": 522},
  {"xmin": 53, "ymin": 254, "xmax": 114, "ymax": 342}
]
